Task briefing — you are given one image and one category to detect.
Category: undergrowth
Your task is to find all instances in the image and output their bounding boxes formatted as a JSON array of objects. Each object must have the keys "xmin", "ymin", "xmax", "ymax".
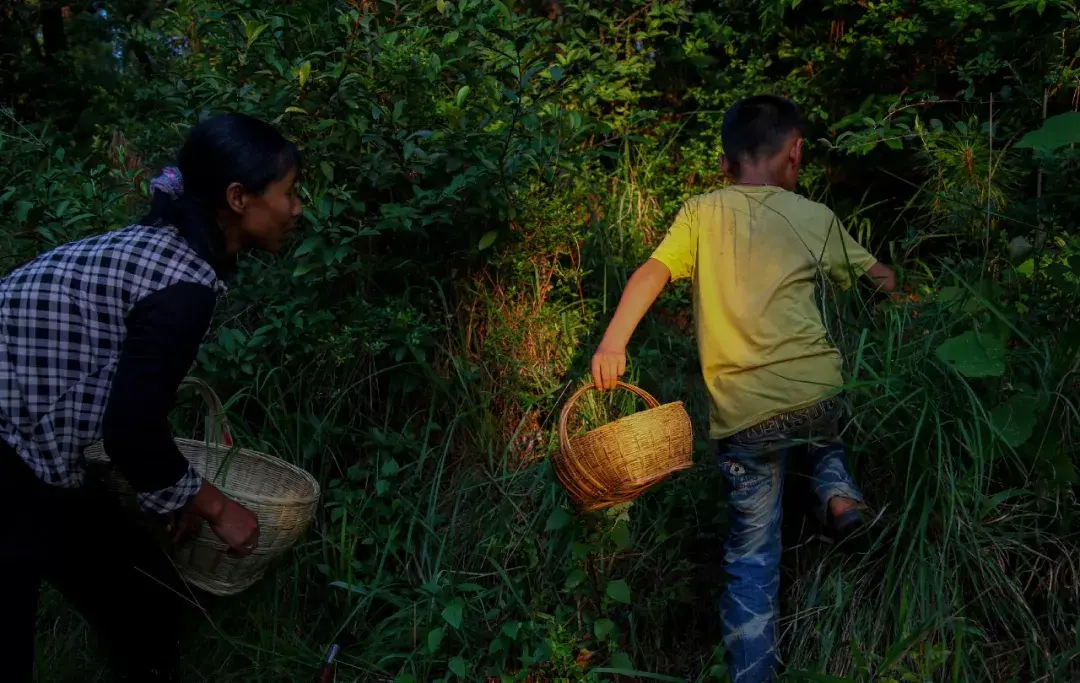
[{"xmin": 5, "ymin": 0, "xmax": 1080, "ymax": 681}]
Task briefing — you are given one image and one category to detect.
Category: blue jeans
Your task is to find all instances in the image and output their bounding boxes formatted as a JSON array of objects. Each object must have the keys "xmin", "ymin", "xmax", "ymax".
[{"xmin": 716, "ymin": 397, "xmax": 863, "ymax": 683}]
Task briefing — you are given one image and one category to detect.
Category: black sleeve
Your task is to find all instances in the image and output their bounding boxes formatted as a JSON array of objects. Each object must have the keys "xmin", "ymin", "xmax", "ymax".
[{"xmin": 102, "ymin": 282, "xmax": 216, "ymax": 497}]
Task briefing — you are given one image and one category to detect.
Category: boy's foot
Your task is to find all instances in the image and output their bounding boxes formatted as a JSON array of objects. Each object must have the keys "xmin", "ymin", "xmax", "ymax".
[
  {"xmin": 829, "ymin": 505, "xmax": 877, "ymax": 553},
  {"xmin": 823, "ymin": 496, "xmax": 876, "ymax": 551}
]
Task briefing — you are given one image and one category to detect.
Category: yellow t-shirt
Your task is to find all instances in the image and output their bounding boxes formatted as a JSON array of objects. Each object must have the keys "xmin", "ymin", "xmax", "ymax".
[{"xmin": 650, "ymin": 185, "xmax": 877, "ymax": 439}]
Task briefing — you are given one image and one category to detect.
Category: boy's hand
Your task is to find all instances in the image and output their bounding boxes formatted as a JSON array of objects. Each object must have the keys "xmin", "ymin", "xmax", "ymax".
[
  {"xmin": 591, "ymin": 344, "xmax": 626, "ymax": 391},
  {"xmin": 589, "ymin": 258, "xmax": 671, "ymax": 392}
]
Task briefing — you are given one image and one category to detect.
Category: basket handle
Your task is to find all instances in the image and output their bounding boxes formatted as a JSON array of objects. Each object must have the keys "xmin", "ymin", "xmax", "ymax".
[
  {"xmin": 178, "ymin": 377, "xmax": 233, "ymax": 447},
  {"xmin": 557, "ymin": 381, "xmax": 661, "ymax": 457}
]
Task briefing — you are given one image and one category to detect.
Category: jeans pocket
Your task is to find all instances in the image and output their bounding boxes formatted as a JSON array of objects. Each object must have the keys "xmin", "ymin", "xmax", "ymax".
[{"xmin": 720, "ymin": 455, "xmax": 769, "ymax": 499}]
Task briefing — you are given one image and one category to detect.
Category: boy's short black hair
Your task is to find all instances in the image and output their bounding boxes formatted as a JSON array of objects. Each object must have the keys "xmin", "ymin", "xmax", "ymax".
[{"xmin": 721, "ymin": 95, "xmax": 804, "ymax": 171}]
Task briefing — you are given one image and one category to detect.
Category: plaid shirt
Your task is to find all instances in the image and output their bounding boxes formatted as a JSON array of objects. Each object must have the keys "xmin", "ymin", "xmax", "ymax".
[{"xmin": 0, "ymin": 225, "xmax": 223, "ymax": 513}]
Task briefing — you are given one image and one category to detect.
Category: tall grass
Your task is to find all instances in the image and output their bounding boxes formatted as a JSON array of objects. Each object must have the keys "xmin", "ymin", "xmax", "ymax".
[{"xmin": 784, "ymin": 282, "xmax": 1080, "ymax": 681}]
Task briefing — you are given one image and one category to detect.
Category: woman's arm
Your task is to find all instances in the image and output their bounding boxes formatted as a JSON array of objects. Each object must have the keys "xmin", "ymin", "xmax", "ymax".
[
  {"xmin": 102, "ymin": 282, "xmax": 259, "ymax": 555},
  {"xmin": 591, "ymin": 259, "xmax": 672, "ymax": 390}
]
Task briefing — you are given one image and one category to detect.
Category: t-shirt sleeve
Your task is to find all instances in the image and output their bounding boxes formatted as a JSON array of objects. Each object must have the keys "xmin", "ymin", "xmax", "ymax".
[
  {"xmin": 650, "ymin": 198, "xmax": 698, "ymax": 281},
  {"xmin": 822, "ymin": 209, "xmax": 877, "ymax": 289}
]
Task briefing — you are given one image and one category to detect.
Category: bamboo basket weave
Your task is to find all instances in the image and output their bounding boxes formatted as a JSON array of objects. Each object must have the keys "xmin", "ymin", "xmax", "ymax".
[
  {"xmin": 554, "ymin": 382, "xmax": 693, "ymax": 511},
  {"xmin": 84, "ymin": 378, "xmax": 320, "ymax": 597}
]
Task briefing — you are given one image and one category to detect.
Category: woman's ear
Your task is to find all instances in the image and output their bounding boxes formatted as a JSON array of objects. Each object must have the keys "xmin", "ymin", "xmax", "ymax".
[{"xmin": 224, "ymin": 182, "xmax": 247, "ymax": 214}]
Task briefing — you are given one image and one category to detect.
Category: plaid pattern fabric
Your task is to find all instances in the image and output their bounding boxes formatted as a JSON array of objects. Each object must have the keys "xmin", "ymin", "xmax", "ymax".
[{"xmin": 0, "ymin": 225, "xmax": 223, "ymax": 514}]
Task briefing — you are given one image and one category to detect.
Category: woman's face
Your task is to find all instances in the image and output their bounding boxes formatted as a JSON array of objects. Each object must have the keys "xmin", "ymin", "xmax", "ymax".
[{"xmin": 225, "ymin": 167, "xmax": 302, "ymax": 253}]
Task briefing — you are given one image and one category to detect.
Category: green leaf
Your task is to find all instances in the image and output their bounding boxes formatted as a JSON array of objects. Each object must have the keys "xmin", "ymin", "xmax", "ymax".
[
  {"xmin": 935, "ymin": 331, "xmax": 1007, "ymax": 378},
  {"xmin": 501, "ymin": 620, "xmax": 520, "ymax": 639},
  {"xmin": 448, "ymin": 657, "xmax": 467, "ymax": 678},
  {"xmin": 442, "ymin": 598, "xmax": 464, "ymax": 629},
  {"xmin": 1067, "ymin": 255, "xmax": 1080, "ymax": 276},
  {"xmin": 245, "ymin": 21, "xmax": 268, "ymax": 46},
  {"xmin": 606, "ymin": 579, "xmax": 631, "ymax": 604},
  {"xmin": 990, "ymin": 393, "xmax": 1039, "ymax": 448},
  {"xmin": 371, "ymin": 104, "xmax": 382, "ymax": 121},
  {"xmin": 1016, "ymin": 112, "xmax": 1080, "ymax": 153},
  {"xmin": 298, "ymin": 60, "xmax": 312, "ymax": 88},
  {"xmin": 320, "ymin": 162, "xmax": 334, "ymax": 183},
  {"xmin": 490, "ymin": 0, "xmax": 512, "ymax": 20},
  {"xmin": 294, "ymin": 236, "xmax": 320, "ymax": 257},
  {"xmin": 14, "ymin": 200, "xmax": 33, "ymax": 223},
  {"xmin": 436, "ymin": 0, "xmax": 446, "ymax": 13},
  {"xmin": 548, "ymin": 65, "xmax": 564, "ymax": 81},
  {"xmin": 284, "ymin": 106, "xmax": 308, "ymax": 115},
  {"xmin": 610, "ymin": 652, "xmax": 633, "ymax": 669},
  {"xmin": 444, "ymin": 30, "xmax": 460, "ymax": 46},
  {"xmin": 455, "ymin": 85, "xmax": 471, "ymax": 107},
  {"xmin": 610, "ymin": 521, "xmax": 632, "ymax": 550},
  {"xmin": 544, "ymin": 507, "xmax": 571, "ymax": 531},
  {"xmin": 427, "ymin": 627, "xmax": 444, "ymax": 653},
  {"xmin": 564, "ymin": 568, "xmax": 587, "ymax": 590},
  {"xmin": 594, "ymin": 618, "xmax": 615, "ymax": 641},
  {"xmin": 478, "ymin": 230, "xmax": 498, "ymax": 251}
]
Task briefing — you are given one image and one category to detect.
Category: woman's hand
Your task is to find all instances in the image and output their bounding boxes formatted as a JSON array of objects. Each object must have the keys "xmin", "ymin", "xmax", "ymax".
[
  {"xmin": 210, "ymin": 498, "xmax": 261, "ymax": 557},
  {"xmin": 192, "ymin": 480, "xmax": 260, "ymax": 556}
]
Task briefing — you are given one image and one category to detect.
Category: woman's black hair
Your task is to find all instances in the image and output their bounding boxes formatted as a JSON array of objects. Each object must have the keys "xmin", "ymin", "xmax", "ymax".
[{"xmin": 143, "ymin": 113, "xmax": 302, "ymax": 275}]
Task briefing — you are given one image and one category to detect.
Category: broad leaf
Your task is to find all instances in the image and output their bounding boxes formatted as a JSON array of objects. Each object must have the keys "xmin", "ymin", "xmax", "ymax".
[
  {"xmin": 442, "ymin": 598, "xmax": 464, "ymax": 629},
  {"xmin": 448, "ymin": 657, "xmax": 467, "ymax": 677},
  {"xmin": 427, "ymin": 627, "xmax": 444, "ymax": 653},
  {"xmin": 610, "ymin": 521, "xmax": 632, "ymax": 550},
  {"xmin": 606, "ymin": 579, "xmax": 631, "ymax": 604},
  {"xmin": 564, "ymin": 568, "xmax": 587, "ymax": 590},
  {"xmin": 501, "ymin": 620, "xmax": 520, "ymax": 639},
  {"xmin": 594, "ymin": 618, "xmax": 615, "ymax": 641},
  {"xmin": 990, "ymin": 393, "xmax": 1039, "ymax": 448},
  {"xmin": 1016, "ymin": 112, "xmax": 1080, "ymax": 153},
  {"xmin": 935, "ymin": 331, "xmax": 1007, "ymax": 378},
  {"xmin": 544, "ymin": 507, "xmax": 571, "ymax": 531}
]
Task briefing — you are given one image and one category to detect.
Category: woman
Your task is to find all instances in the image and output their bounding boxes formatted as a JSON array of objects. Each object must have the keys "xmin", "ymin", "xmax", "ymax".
[{"xmin": 0, "ymin": 113, "xmax": 303, "ymax": 681}]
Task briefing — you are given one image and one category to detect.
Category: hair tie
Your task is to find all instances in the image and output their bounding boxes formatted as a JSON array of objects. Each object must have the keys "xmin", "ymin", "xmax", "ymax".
[{"xmin": 150, "ymin": 166, "xmax": 184, "ymax": 198}]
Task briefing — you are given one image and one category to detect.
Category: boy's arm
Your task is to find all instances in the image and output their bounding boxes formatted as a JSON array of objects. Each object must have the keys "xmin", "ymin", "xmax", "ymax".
[
  {"xmin": 591, "ymin": 259, "xmax": 671, "ymax": 390},
  {"xmin": 864, "ymin": 262, "xmax": 898, "ymax": 292}
]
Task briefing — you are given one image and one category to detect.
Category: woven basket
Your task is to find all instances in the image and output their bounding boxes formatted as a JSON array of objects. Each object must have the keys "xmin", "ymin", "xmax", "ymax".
[
  {"xmin": 84, "ymin": 377, "xmax": 320, "ymax": 597},
  {"xmin": 554, "ymin": 382, "xmax": 693, "ymax": 511}
]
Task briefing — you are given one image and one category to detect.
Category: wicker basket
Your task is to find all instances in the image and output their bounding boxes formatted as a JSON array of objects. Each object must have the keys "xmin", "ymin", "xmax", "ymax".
[
  {"xmin": 84, "ymin": 377, "xmax": 320, "ymax": 597},
  {"xmin": 554, "ymin": 382, "xmax": 693, "ymax": 511}
]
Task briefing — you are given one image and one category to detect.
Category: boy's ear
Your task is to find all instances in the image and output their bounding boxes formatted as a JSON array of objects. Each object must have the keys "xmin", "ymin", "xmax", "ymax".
[
  {"xmin": 788, "ymin": 137, "xmax": 804, "ymax": 168},
  {"xmin": 721, "ymin": 154, "xmax": 737, "ymax": 180}
]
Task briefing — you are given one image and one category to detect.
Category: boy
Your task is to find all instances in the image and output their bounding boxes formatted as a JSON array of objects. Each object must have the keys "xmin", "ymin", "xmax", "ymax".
[{"xmin": 590, "ymin": 95, "xmax": 896, "ymax": 682}]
